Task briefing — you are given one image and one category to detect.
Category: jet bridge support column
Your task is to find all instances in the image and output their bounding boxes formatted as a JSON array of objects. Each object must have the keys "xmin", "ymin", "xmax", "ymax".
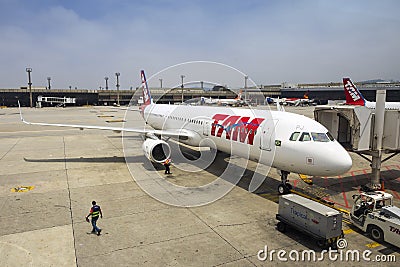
[{"xmin": 370, "ymin": 90, "xmax": 386, "ymax": 189}]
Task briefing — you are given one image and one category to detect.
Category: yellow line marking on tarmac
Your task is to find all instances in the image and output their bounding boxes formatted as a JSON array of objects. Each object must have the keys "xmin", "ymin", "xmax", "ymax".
[
  {"xmin": 366, "ymin": 242, "xmax": 381, "ymax": 248},
  {"xmin": 342, "ymin": 219, "xmax": 352, "ymax": 225},
  {"xmin": 11, "ymin": 186, "xmax": 35, "ymax": 192},
  {"xmin": 343, "ymin": 229, "xmax": 354, "ymax": 235},
  {"xmin": 298, "ymin": 174, "xmax": 313, "ymax": 184},
  {"xmin": 97, "ymin": 115, "xmax": 114, "ymax": 118}
]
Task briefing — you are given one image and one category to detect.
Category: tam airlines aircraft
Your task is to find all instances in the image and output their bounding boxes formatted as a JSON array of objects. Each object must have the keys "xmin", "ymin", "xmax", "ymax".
[
  {"xmin": 343, "ymin": 77, "xmax": 400, "ymax": 110},
  {"xmin": 19, "ymin": 71, "xmax": 352, "ymax": 194}
]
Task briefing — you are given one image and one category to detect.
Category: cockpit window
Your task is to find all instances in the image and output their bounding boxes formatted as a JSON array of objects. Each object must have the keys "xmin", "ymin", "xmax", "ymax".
[
  {"xmin": 311, "ymin": 132, "xmax": 331, "ymax": 142},
  {"xmin": 289, "ymin": 132, "xmax": 300, "ymax": 141},
  {"xmin": 299, "ymin": 132, "xmax": 311, "ymax": 141},
  {"xmin": 326, "ymin": 132, "xmax": 335, "ymax": 141}
]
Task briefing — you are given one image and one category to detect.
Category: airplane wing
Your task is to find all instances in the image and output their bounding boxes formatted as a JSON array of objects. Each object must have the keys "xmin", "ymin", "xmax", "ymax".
[{"xmin": 18, "ymin": 102, "xmax": 191, "ymax": 138}]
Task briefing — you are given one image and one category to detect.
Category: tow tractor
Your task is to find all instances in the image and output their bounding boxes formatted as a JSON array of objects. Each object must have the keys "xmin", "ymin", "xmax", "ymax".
[{"xmin": 350, "ymin": 191, "xmax": 400, "ymax": 248}]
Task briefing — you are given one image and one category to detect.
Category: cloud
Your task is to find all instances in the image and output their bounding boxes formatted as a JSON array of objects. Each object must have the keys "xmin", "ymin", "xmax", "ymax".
[{"xmin": 1, "ymin": 0, "xmax": 400, "ymax": 89}]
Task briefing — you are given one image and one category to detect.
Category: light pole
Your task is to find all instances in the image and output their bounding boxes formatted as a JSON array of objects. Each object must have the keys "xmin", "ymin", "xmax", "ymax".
[
  {"xmin": 104, "ymin": 77, "xmax": 108, "ymax": 90},
  {"xmin": 115, "ymin": 72, "xmax": 120, "ymax": 106},
  {"xmin": 180, "ymin": 75, "xmax": 185, "ymax": 103},
  {"xmin": 159, "ymin": 78, "xmax": 163, "ymax": 89},
  {"xmin": 26, "ymin": 68, "xmax": 33, "ymax": 108},
  {"xmin": 244, "ymin": 75, "xmax": 248, "ymax": 102},
  {"xmin": 47, "ymin": 77, "xmax": 51, "ymax": 90}
]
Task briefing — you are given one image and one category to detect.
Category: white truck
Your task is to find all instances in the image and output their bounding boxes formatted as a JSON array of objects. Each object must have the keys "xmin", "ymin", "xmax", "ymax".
[
  {"xmin": 276, "ymin": 194, "xmax": 344, "ymax": 248},
  {"xmin": 350, "ymin": 191, "xmax": 400, "ymax": 248}
]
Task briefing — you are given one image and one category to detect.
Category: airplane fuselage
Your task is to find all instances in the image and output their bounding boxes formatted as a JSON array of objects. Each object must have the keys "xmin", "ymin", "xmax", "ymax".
[{"xmin": 143, "ymin": 104, "xmax": 352, "ymax": 176}]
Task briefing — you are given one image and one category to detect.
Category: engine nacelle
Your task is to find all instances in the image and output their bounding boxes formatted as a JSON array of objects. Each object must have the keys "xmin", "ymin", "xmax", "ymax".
[{"xmin": 142, "ymin": 138, "xmax": 171, "ymax": 163}]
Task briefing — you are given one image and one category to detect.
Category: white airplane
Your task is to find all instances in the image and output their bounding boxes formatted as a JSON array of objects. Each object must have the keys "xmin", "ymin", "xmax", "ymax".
[
  {"xmin": 201, "ymin": 91, "xmax": 245, "ymax": 106},
  {"xmin": 19, "ymin": 70, "xmax": 352, "ymax": 194},
  {"xmin": 284, "ymin": 92, "xmax": 314, "ymax": 106},
  {"xmin": 343, "ymin": 77, "xmax": 400, "ymax": 109},
  {"xmin": 266, "ymin": 92, "xmax": 314, "ymax": 107}
]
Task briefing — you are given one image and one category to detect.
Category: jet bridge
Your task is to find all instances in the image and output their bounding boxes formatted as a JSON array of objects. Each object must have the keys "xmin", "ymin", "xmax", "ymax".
[
  {"xmin": 37, "ymin": 95, "xmax": 76, "ymax": 107},
  {"xmin": 314, "ymin": 90, "xmax": 400, "ymax": 189}
]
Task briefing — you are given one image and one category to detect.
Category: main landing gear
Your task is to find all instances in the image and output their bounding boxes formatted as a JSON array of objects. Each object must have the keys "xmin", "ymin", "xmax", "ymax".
[{"xmin": 277, "ymin": 170, "xmax": 292, "ymax": 194}]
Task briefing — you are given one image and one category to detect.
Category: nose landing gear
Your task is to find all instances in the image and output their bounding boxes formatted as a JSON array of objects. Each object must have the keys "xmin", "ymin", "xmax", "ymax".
[{"xmin": 278, "ymin": 170, "xmax": 292, "ymax": 194}]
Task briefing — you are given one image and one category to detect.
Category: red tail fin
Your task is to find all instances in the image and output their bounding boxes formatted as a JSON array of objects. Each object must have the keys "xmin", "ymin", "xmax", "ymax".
[
  {"xmin": 141, "ymin": 70, "xmax": 152, "ymax": 106},
  {"xmin": 343, "ymin": 78, "xmax": 366, "ymax": 106}
]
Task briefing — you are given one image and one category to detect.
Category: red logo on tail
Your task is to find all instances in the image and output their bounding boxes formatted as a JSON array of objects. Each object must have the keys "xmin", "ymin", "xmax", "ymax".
[{"xmin": 343, "ymin": 78, "xmax": 365, "ymax": 106}]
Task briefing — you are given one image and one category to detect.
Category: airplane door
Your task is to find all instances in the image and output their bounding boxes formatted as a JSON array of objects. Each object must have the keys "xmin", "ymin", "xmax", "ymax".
[
  {"xmin": 260, "ymin": 120, "xmax": 279, "ymax": 151},
  {"xmin": 203, "ymin": 120, "xmax": 210, "ymax": 136}
]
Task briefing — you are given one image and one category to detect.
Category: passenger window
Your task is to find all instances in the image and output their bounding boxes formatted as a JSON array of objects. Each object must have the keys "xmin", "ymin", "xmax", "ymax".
[
  {"xmin": 289, "ymin": 132, "xmax": 300, "ymax": 141},
  {"xmin": 299, "ymin": 132, "xmax": 311, "ymax": 141}
]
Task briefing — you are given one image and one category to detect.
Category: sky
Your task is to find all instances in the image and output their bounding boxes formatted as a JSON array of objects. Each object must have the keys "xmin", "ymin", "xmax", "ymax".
[{"xmin": 1, "ymin": 0, "xmax": 400, "ymax": 89}]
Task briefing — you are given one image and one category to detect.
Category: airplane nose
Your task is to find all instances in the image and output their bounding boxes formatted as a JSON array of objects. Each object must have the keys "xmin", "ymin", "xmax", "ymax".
[
  {"xmin": 336, "ymin": 150, "xmax": 353, "ymax": 173},
  {"xmin": 320, "ymin": 144, "xmax": 352, "ymax": 175}
]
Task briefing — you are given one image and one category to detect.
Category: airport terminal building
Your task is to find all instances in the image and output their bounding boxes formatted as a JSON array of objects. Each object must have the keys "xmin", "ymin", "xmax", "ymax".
[{"xmin": 1, "ymin": 81, "xmax": 399, "ymax": 107}]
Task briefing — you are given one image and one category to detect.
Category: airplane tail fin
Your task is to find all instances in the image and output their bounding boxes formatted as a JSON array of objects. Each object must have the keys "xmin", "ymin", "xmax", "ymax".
[
  {"xmin": 141, "ymin": 70, "xmax": 153, "ymax": 106},
  {"xmin": 343, "ymin": 78, "xmax": 366, "ymax": 106}
]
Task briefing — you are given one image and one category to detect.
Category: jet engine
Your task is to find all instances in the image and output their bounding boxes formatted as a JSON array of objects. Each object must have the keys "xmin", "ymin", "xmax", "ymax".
[{"xmin": 142, "ymin": 138, "xmax": 171, "ymax": 163}]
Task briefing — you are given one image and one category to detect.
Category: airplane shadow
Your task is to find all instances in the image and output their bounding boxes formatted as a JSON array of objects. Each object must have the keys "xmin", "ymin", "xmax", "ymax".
[
  {"xmin": 23, "ymin": 143, "xmax": 400, "ymax": 251},
  {"xmin": 23, "ymin": 142, "xmax": 282, "ymax": 195},
  {"xmin": 169, "ymin": 143, "xmax": 282, "ymax": 195},
  {"xmin": 23, "ymin": 141, "xmax": 400, "ymax": 197}
]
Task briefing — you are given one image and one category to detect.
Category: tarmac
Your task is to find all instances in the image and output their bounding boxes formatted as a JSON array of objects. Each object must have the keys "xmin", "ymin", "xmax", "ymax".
[{"xmin": 0, "ymin": 105, "xmax": 399, "ymax": 266}]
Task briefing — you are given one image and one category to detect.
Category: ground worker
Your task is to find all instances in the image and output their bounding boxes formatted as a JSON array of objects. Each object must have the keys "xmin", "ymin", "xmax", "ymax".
[
  {"xmin": 86, "ymin": 201, "xmax": 103, "ymax": 235},
  {"xmin": 164, "ymin": 158, "xmax": 171, "ymax": 174}
]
